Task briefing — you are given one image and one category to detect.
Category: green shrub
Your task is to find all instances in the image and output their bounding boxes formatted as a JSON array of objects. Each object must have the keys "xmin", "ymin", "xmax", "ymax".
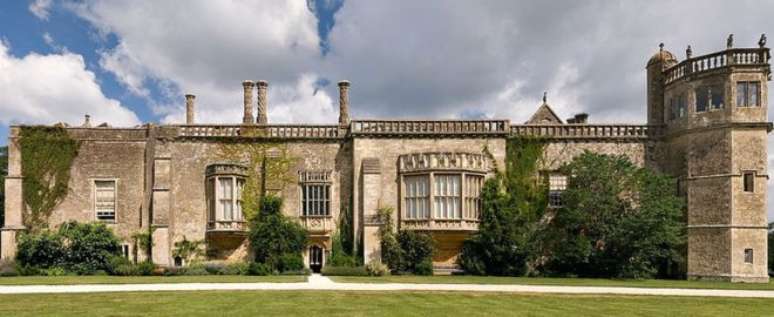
[
  {"xmin": 136, "ymin": 261, "xmax": 155, "ymax": 276},
  {"xmin": 183, "ymin": 265, "xmax": 210, "ymax": 276},
  {"xmin": 16, "ymin": 231, "xmax": 65, "ymax": 269},
  {"xmin": 43, "ymin": 267, "xmax": 68, "ymax": 276},
  {"xmin": 248, "ymin": 262, "xmax": 273, "ymax": 276},
  {"xmin": 277, "ymin": 253, "xmax": 304, "ymax": 272},
  {"xmin": 248, "ymin": 196, "xmax": 308, "ymax": 271},
  {"xmin": 398, "ymin": 230, "xmax": 434, "ymax": 274},
  {"xmin": 365, "ymin": 261, "xmax": 389, "ymax": 276},
  {"xmin": 321, "ymin": 266, "xmax": 369, "ymax": 276},
  {"xmin": 172, "ymin": 236, "xmax": 203, "ymax": 265},
  {"xmin": 327, "ymin": 254, "xmax": 357, "ymax": 267},
  {"xmin": 221, "ymin": 262, "xmax": 250, "ymax": 275},
  {"xmin": 17, "ymin": 221, "xmax": 122, "ymax": 275},
  {"xmin": 279, "ymin": 268, "xmax": 311, "ymax": 276}
]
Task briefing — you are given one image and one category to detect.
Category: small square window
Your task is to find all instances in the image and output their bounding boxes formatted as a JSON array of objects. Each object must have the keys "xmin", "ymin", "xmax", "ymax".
[
  {"xmin": 744, "ymin": 248, "xmax": 754, "ymax": 264},
  {"xmin": 743, "ymin": 172, "xmax": 754, "ymax": 192}
]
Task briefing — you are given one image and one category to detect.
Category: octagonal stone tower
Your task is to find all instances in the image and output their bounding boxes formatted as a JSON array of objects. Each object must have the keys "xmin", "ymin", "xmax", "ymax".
[{"xmin": 648, "ymin": 37, "xmax": 771, "ymax": 282}]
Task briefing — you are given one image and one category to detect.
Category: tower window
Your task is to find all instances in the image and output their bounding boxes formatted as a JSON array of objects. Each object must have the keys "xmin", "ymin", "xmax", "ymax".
[
  {"xmin": 671, "ymin": 94, "xmax": 687, "ymax": 119},
  {"xmin": 736, "ymin": 82, "xmax": 760, "ymax": 107},
  {"xmin": 744, "ymin": 248, "xmax": 754, "ymax": 264},
  {"xmin": 695, "ymin": 85, "xmax": 724, "ymax": 112},
  {"xmin": 743, "ymin": 172, "xmax": 754, "ymax": 192}
]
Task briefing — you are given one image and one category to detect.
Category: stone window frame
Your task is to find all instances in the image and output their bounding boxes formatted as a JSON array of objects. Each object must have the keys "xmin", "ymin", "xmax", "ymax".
[
  {"xmin": 736, "ymin": 81, "xmax": 761, "ymax": 107},
  {"xmin": 694, "ymin": 84, "xmax": 725, "ymax": 112},
  {"xmin": 744, "ymin": 248, "xmax": 754, "ymax": 264},
  {"xmin": 298, "ymin": 170, "xmax": 333, "ymax": 217},
  {"xmin": 205, "ymin": 164, "xmax": 247, "ymax": 228},
  {"xmin": 669, "ymin": 92, "xmax": 688, "ymax": 120},
  {"xmin": 93, "ymin": 178, "xmax": 118, "ymax": 223},
  {"xmin": 400, "ymin": 171, "xmax": 485, "ymax": 221},
  {"xmin": 543, "ymin": 171, "xmax": 567, "ymax": 208},
  {"xmin": 742, "ymin": 170, "xmax": 756, "ymax": 193}
]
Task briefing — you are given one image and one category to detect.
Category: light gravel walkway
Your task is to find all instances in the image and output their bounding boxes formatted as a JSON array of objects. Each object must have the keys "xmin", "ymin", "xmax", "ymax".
[{"xmin": 0, "ymin": 274, "xmax": 772, "ymax": 298}]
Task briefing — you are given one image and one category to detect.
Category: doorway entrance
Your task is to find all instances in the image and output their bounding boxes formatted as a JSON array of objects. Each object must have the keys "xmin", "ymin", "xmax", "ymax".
[{"xmin": 309, "ymin": 245, "xmax": 324, "ymax": 273}]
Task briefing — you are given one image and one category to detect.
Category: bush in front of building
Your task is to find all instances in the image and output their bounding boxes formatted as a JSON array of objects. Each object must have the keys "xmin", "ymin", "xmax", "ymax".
[
  {"xmin": 376, "ymin": 207, "xmax": 436, "ymax": 275},
  {"xmin": 321, "ymin": 265, "xmax": 369, "ymax": 276},
  {"xmin": 365, "ymin": 261, "xmax": 390, "ymax": 276},
  {"xmin": 248, "ymin": 196, "xmax": 308, "ymax": 272},
  {"xmin": 16, "ymin": 221, "xmax": 122, "ymax": 275},
  {"xmin": 541, "ymin": 152, "xmax": 685, "ymax": 279}
]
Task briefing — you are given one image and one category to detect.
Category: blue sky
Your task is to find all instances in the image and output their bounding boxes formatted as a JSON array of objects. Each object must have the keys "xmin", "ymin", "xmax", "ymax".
[
  {"xmin": 1, "ymin": 1, "xmax": 773, "ymax": 219},
  {"xmin": 0, "ymin": 0, "xmax": 344, "ymax": 144}
]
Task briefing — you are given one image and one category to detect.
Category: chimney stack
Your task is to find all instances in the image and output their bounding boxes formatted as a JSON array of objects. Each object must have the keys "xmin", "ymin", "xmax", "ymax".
[
  {"xmin": 574, "ymin": 113, "xmax": 588, "ymax": 124},
  {"xmin": 256, "ymin": 80, "xmax": 268, "ymax": 124},
  {"xmin": 338, "ymin": 80, "xmax": 351, "ymax": 126},
  {"xmin": 242, "ymin": 80, "xmax": 255, "ymax": 124},
  {"xmin": 83, "ymin": 114, "xmax": 92, "ymax": 128},
  {"xmin": 185, "ymin": 94, "xmax": 196, "ymax": 124}
]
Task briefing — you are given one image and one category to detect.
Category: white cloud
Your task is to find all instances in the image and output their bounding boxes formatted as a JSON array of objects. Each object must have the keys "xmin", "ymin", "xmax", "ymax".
[
  {"xmin": 29, "ymin": 0, "xmax": 53, "ymax": 20},
  {"xmin": 0, "ymin": 40, "xmax": 140, "ymax": 127},
  {"xmin": 69, "ymin": 0, "xmax": 321, "ymax": 124}
]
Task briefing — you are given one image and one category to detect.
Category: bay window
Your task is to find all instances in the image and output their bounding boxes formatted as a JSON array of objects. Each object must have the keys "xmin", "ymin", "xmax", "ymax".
[
  {"xmin": 205, "ymin": 164, "xmax": 247, "ymax": 230},
  {"xmin": 402, "ymin": 172, "xmax": 484, "ymax": 220}
]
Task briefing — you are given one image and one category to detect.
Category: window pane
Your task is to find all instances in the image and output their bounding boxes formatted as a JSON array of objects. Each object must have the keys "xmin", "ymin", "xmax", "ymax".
[
  {"xmin": 95, "ymin": 180, "xmax": 116, "ymax": 221},
  {"xmin": 695, "ymin": 88, "xmax": 708, "ymax": 112},
  {"xmin": 737, "ymin": 82, "xmax": 747, "ymax": 107},
  {"xmin": 711, "ymin": 86, "xmax": 724, "ymax": 109},
  {"xmin": 749, "ymin": 82, "xmax": 759, "ymax": 106}
]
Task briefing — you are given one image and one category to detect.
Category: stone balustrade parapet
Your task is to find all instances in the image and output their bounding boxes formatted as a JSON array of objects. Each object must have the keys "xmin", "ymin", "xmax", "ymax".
[
  {"xmin": 665, "ymin": 47, "xmax": 771, "ymax": 85},
  {"xmin": 174, "ymin": 124, "xmax": 342, "ymax": 139},
  {"xmin": 510, "ymin": 124, "xmax": 663, "ymax": 139},
  {"xmin": 350, "ymin": 119, "xmax": 510, "ymax": 136}
]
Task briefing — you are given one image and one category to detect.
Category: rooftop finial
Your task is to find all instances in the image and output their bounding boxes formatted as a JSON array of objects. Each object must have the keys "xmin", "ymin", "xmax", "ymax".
[
  {"xmin": 542, "ymin": 91, "xmax": 547, "ymax": 104},
  {"xmin": 659, "ymin": 43, "xmax": 664, "ymax": 52},
  {"xmin": 727, "ymin": 34, "xmax": 734, "ymax": 49},
  {"xmin": 686, "ymin": 45, "xmax": 693, "ymax": 59},
  {"xmin": 760, "ymin": 33, "xmax": 767, "ymax": 48}
]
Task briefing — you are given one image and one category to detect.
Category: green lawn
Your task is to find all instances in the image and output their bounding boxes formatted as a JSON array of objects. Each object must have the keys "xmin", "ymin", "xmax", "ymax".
[
  {"xmin": 0, "ymin": 290, "xmax": 769, "ymax": 316},
  {"xmin": 0, "ymin": 275, "xmax": 305, "ymax": 285},
  {"xmin": 329, "ymin": 275, "xmax": 774, "ymax": 290}
]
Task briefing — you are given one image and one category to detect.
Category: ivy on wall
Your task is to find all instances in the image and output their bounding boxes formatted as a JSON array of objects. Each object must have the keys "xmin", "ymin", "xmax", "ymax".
[
  {"xmin": 216, "ymin": 128, "xmax": 296, "ymax": 220},
  {"xmin": 18, "ymin": 127, "xmax": 80, "ymax": 232}
]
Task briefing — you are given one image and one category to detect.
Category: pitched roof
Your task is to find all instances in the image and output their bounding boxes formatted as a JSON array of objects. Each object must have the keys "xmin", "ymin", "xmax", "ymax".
[{"xmin": 526, "ymin": 103, "xmax": 563, "ymax": 124}]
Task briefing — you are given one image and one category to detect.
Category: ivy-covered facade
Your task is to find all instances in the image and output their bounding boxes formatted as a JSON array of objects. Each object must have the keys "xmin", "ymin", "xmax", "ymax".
[{"xmin": 1, "ymin": 41, "xmax": 771, "ymax": 281}]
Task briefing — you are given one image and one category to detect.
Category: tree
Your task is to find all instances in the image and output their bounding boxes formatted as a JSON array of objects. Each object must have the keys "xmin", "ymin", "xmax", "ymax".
[
  {"xmin": 248, "ymin": 196, "xmax": 308, "ymax": 271},
  {"xmin": 543, "ymin": 152, "xmax": 685, "ymax": 279},
  {"xmin": 458, "ymin": 137, "xmax": 548, "ymax": 276}
]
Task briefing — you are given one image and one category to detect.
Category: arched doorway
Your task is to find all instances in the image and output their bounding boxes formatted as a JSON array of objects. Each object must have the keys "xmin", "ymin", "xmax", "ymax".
[{"xmin": 309, "ymin": 245, "xmax": 324, "ymax": 273}]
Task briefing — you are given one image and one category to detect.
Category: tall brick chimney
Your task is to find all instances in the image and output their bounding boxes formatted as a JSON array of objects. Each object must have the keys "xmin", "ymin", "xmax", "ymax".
[
  {"xmin": 338, "ymin": 80, "xmax": 350, "ymax": 126},
  {"xmin": 242, "ymin": 80, "xmax": 255, "ymax": 124},
  {"xmin": 185, "ymin": 94, "xmax": 196, "ymax": 124},
  {"xmin": 256, "ymin": 80, "xmax": 268, "ymax": 124}
]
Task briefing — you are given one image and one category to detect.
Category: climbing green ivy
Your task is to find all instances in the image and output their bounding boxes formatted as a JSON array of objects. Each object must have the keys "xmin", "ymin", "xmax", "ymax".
[
  {"xmin": 216, "ymin": 128, "xmax": 296, "ymax": 221},
  {"xmin": 503, "ymin": 136, "xmax": 549, "ymax": 222},
  {"xmin": 19, "ymin": 127, "xmax": 80, "ymax": 232}
]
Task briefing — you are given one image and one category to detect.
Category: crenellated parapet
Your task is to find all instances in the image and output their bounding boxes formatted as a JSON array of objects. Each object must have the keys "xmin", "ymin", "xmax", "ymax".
[{"xmin": 398, "ymin": 152, "xmax": 491, "ymax": 173}]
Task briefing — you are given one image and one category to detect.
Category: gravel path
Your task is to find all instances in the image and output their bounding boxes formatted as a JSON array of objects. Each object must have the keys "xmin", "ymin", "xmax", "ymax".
[{"xmin": 0, "ymin": 274, "xmax": 772, "ymax": 298}]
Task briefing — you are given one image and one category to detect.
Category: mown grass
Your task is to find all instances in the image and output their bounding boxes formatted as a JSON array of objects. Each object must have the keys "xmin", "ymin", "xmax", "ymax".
[
  {"xmin": 0, "ymin": 275, "xmax": 305, "ymax": 285},
  {"xmin": 0, "ymin": 290, "xmax": 769, "ymax": 316},
  {"xmin": 329, "ymin": 275, "xmax": 774, "ymax": 290}
]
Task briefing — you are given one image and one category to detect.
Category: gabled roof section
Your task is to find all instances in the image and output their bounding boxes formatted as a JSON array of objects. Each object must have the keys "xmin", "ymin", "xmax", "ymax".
[{"xmin": 526, "ymin": 93, "xmax": 563, "ymax": 124}]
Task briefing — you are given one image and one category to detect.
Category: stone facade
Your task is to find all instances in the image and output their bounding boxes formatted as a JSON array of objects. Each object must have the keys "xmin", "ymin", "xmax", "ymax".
[{"xmin": 1, "ymin": 40, "xmax": 771, "ymax": 281}]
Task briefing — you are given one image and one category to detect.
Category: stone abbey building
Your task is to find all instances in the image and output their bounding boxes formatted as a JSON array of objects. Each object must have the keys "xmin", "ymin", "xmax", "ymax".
[{"xmin": 1, "ymin": 37, "xmax": 771, "ymax": 282}]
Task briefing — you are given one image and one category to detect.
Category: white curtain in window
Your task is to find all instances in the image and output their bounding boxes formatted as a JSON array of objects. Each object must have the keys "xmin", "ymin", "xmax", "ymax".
[
  {"xmin": 434, "ymin": 175, "xmax": 460, "ymax": 219},
  {"xmin": 404, "ymin": 175, "xmax": 429, "ymax": 219}
]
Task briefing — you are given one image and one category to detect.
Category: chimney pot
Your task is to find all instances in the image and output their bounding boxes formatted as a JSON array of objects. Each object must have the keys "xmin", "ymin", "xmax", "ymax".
[
  {"xmin": 255, "ymin": 80, "xmax": 268, "ymax": 124},
  {"xmin": 185, "ymin": 94, "xmax": 196, "ymax": 124},
  {"xmin": 242, "ymin": 80, "xmax": 255, "ymax": 124},
  {"xmin": 338, "ymin": 80, "xmax": 351, "ymax": 126}
]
